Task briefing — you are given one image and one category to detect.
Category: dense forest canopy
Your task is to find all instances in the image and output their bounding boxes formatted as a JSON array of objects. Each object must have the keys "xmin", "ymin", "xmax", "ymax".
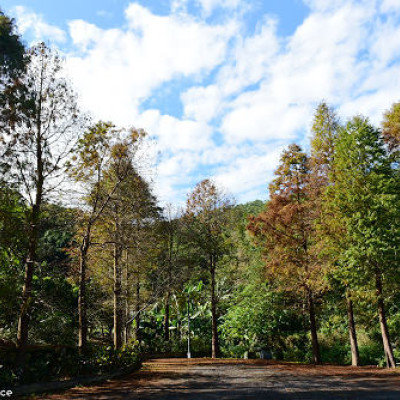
[{"xmin": 0, "ymin": 9, "xmax": 399, "ymax": 387}]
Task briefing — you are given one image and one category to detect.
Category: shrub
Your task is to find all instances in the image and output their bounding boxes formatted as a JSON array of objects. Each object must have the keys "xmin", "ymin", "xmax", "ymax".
[{"xmin": 2, "ymin": 344, "xmax": 141, "ymax": 386}]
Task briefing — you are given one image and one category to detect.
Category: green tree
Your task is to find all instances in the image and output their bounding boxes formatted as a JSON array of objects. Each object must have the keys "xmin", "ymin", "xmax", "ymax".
[
  {"xmin": 156, "ymin": 206, "xmax": 187, "ymax": 342},
  {"xmin": 0, "ymin": 43, "xmax": 83, "ymax": 348},
  {"xmin": 0, "ymin": 186, "xmax": 26, "ymax": 338},
  {"xmin": 325, "ymin": 116, "xmax": 399, "ymax": 368},
  {"xmin": 310, "ymin": 102, "xmax": 360, "ymax": 366},
  {"xmin": 221, "ymin": 284, "xmax": 305, "ymax": 359},
  {"xmin": 184, "ymin": 179, "xmax": 234, "ymax": 358}
]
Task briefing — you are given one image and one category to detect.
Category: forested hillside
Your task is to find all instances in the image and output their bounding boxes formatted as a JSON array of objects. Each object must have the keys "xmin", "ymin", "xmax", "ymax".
[{"xmin": 1, "ymin": 9, "xmax": 400, "ymax": 387}]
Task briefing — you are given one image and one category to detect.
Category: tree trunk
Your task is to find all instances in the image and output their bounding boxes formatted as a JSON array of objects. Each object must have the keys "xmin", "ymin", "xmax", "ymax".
[
  {"xmin": 17, "ymin": 106, "xmax": 44, "ymax": 348},
  {"xmin": 210, "ymin": 255, "xmax": 219, "ymax": 358},
  {"xmin": 124, "ymin": 250, "xmax": 130, "ymax": 345},
  {"xmin": 164, "ymin": 291, "xmax": 170, "ymax": 341},
  {"xmin": 113, "ymin": 242, "xmax": 123, "ymax": 350},
  {"xmin": 346, "ymin": 290, "xmax": 360, "ymax": 366},
  {"xmin": 16, "ymin": 223, "xmax": 37, "ymax": 348},
  {"xmin": 134, "ymin": 270, "xmax": 140, "ymax": 342},
  {"xmin": 78, "ymin": 229, "xmax": 91, "ymax": 353},
  {"xmin": 307, "ymin": 287, "xmax": 321, "ymax": 364},
  {"xmin": 375, "ymin": 268, "xmax": 396, "ymax": 368}
]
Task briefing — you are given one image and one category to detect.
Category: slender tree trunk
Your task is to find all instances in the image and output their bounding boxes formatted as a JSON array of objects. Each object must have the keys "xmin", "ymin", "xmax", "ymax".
[
  {"xmin": 125, "ymin": 305, "xmax": 130, "ymax": 345},
  {"xmin": 16, "ymin": 219, "xmax": 38, "ymax": 348},
  {"xmin": 164, "ymin": 245, "xmax": 172, "ymax": 342},
  {"xmin": 124, "ymin": 250, "xmax": 130, "ymax": 345},
  {"xmin": 174, "ymin": 296, "xmax": 181, "ymax": 341},
  {"xmin": 17, "ymin": 105, "xmax": 43, "ymax": 348},
  {"xmin": 164, "ymin": 291, "xmax": 170, "ymax": 341},
  {"xmin": 134, "ymin": 270, "xmax": 140, "ymax": 342},
  {"xmin": 346, "ymin": 290, "xmax": 360, "ymax": 366},
  {"xmin": 307, "ymin": 287, "xmax": 321, "ymax": 364},
  {"xmin": 78, "ymin": 228, "xmax": 91, "ymax": 353},
  {"xmin": 375, "ymin": 268, "xmax": 396, "ymax": 368},
  {"xmin": 113, "ymin": 241, "xmax": 123, "ymax": 350},
  {"xmin": 210, "ymin": 255, "xmax": 219, "ymax": 358}
]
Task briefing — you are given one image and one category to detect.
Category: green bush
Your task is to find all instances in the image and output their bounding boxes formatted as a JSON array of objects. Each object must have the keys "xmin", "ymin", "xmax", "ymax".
[
  {"xmin": 1, "ymin": 344, "xmax": 141, "ymax": 386},
  {"xmin": 320, "ymin": 342, "xmax": 349, "ymax": 364},
  {"xmin": 281, "ymin": 334, "xmax": 311, "ymax": 362},
  {"xmin": 358, "ymin": 342, "xmax": 385, "ymax": 366}
]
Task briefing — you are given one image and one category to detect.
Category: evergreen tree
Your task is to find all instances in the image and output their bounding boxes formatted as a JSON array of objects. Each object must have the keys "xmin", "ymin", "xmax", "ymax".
[
  {"xmin": 310, "ymin": 102, "xmax": 360, "ymax": 366},
  {"xmin": 325, "ymin": 116, "xmax": 399, "ymax": 368}
]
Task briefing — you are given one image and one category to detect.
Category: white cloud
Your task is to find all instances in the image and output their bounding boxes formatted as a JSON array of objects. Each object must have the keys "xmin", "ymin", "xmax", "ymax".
[
  {"xmin": 221, "ymin": 96, "xmax": 311, "ymax": 143},
  {"xmin": 213, "ymin": 145, "xmax": 283, "ymax": 201},
  {"xmin": 153, "ymin": 150, "xmax": 203, "ymax": 204},
  {"xmin": 216, "ymin": 16, "xmax": 279, "ymax": 97},
  {"xmin": 181, "ymin": 85, "xmax": 223, "ymax": 122},
  {"xmin": 124, "ymin": 3, "xmax": 235, "ymax": 76},
  {"xmin": 369, "ymin": 18, "xmax": 400, "ymax": 67},
  {"xmin": 69, "ymin": 20, "xmax": 102, "ymax": 51},
  {"xmin": 66, "ymin": 3, "xmax": 237, "ymax": 126},
  {"xmin": 218, "ymin": 1, "xmax": 376, "ymax": 144},
  {"xmin": 138, "ymin": 110, "xmax": 213, "ymax": 152},
  {"xmin": 13, "ymin": 6, "xmax": 66, "ymax": 44}
]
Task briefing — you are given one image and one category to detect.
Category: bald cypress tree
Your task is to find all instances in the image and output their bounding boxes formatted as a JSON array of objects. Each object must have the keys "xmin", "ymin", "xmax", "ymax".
[
  {"xmin": 310, "ymin": 102, "xmax": 360, "ymax": 366},
  {"xmin": 0, "ymin": 43, "xmax": 83, "ymax": 348},
  {"xmin": 249, "ymin": 144, "xmax": 323, "ymax": 364},
  {"xmin": 325, "ymin": 116, "xmax": 399, "ymax": 368},
  {"xmin": 185, "ymin": 179, "xmax": 234, "ymax": 358}
]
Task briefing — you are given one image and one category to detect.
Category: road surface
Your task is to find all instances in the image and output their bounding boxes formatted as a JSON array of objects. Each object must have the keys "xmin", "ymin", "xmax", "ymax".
[{"xmin": 33, "ymin": 358, "xmax": 400, "ymax": 399}]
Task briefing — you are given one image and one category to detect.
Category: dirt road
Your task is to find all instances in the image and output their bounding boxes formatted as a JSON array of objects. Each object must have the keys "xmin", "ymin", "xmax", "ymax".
[{"xmin": 34, "ymin": 358, "xmax": 400, "ymax": 399}]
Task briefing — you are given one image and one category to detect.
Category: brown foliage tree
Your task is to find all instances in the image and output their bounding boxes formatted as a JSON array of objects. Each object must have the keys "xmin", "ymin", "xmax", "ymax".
[{"xmin": 248, "ymin": 144, "xmax": 324, "ymax": 364}]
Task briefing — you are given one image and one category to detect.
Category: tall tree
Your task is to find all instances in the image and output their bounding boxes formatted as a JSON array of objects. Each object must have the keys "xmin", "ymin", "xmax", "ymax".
[
  {"xmin": 0, "ymin": 43, "xmax": 83, "ymax": 348},
  {"xmin": 118, "ymin": 166, "xmax": 160, "ymax": 347},
  {"xmin": 325, "ymin": 116, "xmax": 399, "ymax": 368},
  {"xmin": 67, "ymin": 122, "xmax": 144, "ymax": 352},
  {"xmin": 310, "ymin": 102, "xmax": 360, "ymax": 366},
  {"xmin": 94, "ymin": 140, "xmax": 159, "ymax": 349},
  {"xmin": 157, "ymin": 206, "xmax": 184, "ymax": 342},
  {"xmin": 249, "ymin": 144, "xmax": 324, "ymax": 364},
  {"xmin": 185, "ymin": 179, "xmax": 234, "ymax": 358}
]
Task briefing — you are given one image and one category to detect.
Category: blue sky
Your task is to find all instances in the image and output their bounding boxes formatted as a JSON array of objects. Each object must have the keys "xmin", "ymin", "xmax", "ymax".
[{"xmin": 3, "ymin": 0, "xmax": 400, "ymax": 205}]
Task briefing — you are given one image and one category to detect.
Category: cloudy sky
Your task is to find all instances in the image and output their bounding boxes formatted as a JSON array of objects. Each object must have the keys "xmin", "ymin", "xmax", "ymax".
[{"xmin": 3, "ymin": 0, "xmax": 400, "ymax": 204}]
